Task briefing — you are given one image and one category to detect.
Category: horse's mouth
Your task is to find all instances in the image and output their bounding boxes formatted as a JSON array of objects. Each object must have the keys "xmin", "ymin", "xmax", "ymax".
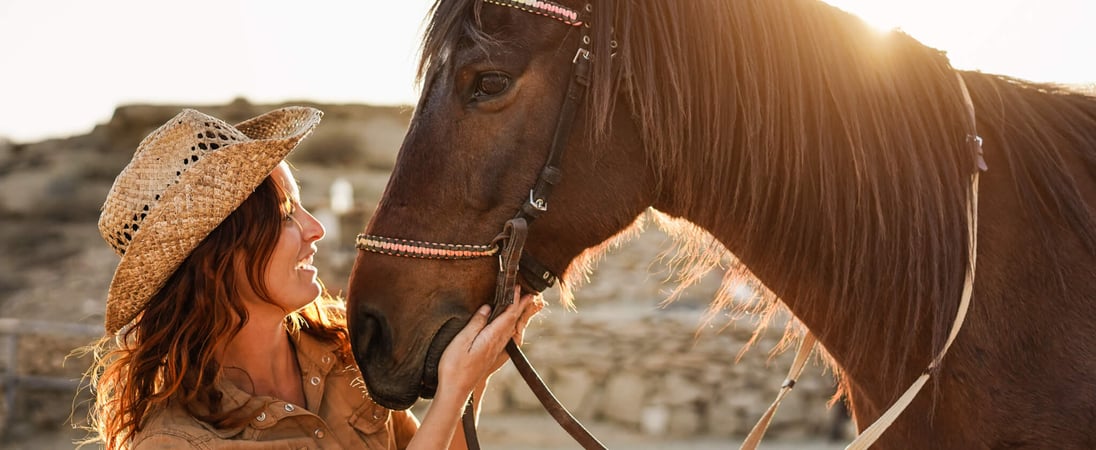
[
  {"xmin": 419, "ymin": 317, "xmax": 464, "ymax": 399},
  {"xmin": 353, "ymin": 310, "xmax": 472, "ymax": 409}
]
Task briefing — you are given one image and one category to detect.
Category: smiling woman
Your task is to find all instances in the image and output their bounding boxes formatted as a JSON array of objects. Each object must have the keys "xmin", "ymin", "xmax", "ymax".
[{"xmin": 81, "ymin": 106, "xmax": 542, "ymax": 449}]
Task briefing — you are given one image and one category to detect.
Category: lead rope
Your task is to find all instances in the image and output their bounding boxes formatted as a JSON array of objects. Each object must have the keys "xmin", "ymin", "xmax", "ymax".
[{"xmin": 742, "ymin": 71, "xmax": 985, "ymax": 450}]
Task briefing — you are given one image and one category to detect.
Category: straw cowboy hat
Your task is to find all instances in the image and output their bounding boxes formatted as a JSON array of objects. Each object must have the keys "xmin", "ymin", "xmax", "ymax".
[{"xmin": 98, "ymin": 106, "xmax": 323, "ymax": 334}]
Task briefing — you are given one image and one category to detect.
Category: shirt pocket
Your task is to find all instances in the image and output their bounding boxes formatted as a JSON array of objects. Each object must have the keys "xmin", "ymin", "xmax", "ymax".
[{"xmin": 349, "ymin": 399, "xmax": 391, "ymax": 436}]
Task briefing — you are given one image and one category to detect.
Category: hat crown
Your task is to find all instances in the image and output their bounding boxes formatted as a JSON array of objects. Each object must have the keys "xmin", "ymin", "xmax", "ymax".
[{"xmin": 98, "ymin": 110, "xmax": 249, "ymax": 257}]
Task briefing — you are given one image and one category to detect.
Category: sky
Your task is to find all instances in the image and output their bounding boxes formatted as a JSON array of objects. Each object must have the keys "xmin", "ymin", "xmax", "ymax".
[{"xmin": 0, "ymin": 0, "xmax": 1093, "ymax": 143}]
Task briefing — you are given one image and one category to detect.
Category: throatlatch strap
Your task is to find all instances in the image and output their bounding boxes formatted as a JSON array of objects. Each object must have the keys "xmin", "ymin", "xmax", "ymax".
[{"xmin": 519, "ymin": 253, "xmax": 557, "ymax": 292}]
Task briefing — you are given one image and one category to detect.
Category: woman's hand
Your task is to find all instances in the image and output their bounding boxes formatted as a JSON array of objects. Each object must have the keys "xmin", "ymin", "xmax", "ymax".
[
  {"xmin": 436, "ymin": 287, "xmax": 543, "ymax": 399},
  {"xmin": 487, "ymin": 290, "xmax": 543, "ymax": 373},
  {"xmin": 411, "ymin": 288, "xmax": 543, "ymax": 450}
]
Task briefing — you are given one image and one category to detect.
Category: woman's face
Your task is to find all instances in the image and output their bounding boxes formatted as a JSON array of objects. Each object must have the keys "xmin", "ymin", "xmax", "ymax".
[{"xmin": 261, "ymin": 163, "xmax": 326, "ymax": 313}]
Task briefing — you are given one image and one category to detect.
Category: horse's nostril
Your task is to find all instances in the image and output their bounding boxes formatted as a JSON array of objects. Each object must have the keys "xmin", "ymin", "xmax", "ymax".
[{"xmin": 349, "ymin": 313, "xmax": 379, "ymax": 364}]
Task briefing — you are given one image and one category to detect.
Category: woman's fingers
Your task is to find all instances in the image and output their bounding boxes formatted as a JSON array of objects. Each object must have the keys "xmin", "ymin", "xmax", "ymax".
[
  {"xmin": 445, "ymin": 304, "xmax": 491, "ymax": 355},
  {"xmin": 440, "ymin": 288, "xmax": 546, "ymax": 391},
  {"xmin": 512, "ymin": 292, "xmax": 544, "ymax": 346},
  {"xmin": 478, "ymin": 291, "xmax": 525, "ymax": 345}
]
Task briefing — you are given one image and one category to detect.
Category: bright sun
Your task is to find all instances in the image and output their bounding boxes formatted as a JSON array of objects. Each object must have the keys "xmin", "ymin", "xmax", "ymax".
[{"xmin": 822, "ymin": 0, "xmax": 1094, "ymax": 85}]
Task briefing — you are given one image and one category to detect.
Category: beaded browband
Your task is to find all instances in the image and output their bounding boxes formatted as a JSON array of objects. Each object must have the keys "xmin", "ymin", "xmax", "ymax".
[
  {"xmin": 483, "ymin": 0, "xmax": 583, "ymax": 26},
  {"xmin": 356, "ymin": 235, "xmax": 499, "ymax": 260}
]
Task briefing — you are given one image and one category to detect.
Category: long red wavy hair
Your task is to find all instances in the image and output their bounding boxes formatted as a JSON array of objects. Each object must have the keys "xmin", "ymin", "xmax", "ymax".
[{"xmin": 83, "ymin": 173, "xmax": 351, "ymax": 449}]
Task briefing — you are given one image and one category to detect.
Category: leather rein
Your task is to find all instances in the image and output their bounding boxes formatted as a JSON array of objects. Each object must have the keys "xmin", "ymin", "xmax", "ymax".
[{"xmin": 356, "ymin": 1, "xmax": 604, "ymax": 448}]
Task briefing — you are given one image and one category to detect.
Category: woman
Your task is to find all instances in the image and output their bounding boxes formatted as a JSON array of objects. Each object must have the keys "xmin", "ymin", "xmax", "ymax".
[{"xmin": 85, "ymin": 106, "xmax": 539, "ymax": 449}]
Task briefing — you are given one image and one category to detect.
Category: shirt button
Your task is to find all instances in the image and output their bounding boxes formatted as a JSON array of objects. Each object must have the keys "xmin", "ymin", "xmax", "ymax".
[
  {"xmin": 256, "ymin": 412, "xmax": 267, "ymax": 422},
  {"xmin": 310, "ymin": 376, "xmax": 321, "ymax": 386},
  {"xmin": 284, "ymin": 404, "xmax": 295, "ymax": 412},
  {"xmin": 321, "ymin": 355, "xmax": 332, "ymax": 364},
  {"xmin": 314, "ymin": 429, "xmax": 326, "ymax": 439}
]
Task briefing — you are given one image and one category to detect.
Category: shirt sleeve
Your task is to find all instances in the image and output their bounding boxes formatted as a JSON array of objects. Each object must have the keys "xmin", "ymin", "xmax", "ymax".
[{"xmin": 391, "ymin": 409, "xmax": 420, "ymax": 450}]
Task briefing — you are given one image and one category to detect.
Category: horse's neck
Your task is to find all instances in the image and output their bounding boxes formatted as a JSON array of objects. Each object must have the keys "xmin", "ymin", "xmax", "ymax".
[
  {"xmin": 638, "ymin": 0, "xmax": 974, "ymax": 403},
  {"xmin": 661, "ymin": 185, "xmax": 939, "ymax": 385}
]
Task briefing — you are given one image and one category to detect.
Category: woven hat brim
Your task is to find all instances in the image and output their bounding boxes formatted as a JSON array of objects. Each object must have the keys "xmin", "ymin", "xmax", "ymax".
[{"xmin": 104, "ymin": 111, "xmax": 320, "ymax": 335}]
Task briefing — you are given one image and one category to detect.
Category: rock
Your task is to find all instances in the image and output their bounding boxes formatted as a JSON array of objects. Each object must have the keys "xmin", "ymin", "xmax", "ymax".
[
  {"xmin": 548, "ymin": 367, "xmax": 597, "ymax": 417},
  {"xmin": 668, "ymin": 404, "xmax": 703, "ymax": 436},
  {"xmin": 600, "ymin": 372, "xmax": 647, "ymax": 426},
  {"xmin": 656, "ymin": 373, "xmax": 706, "ymax": 406},
  {"xmin": 640, "ymin": 405, "xmax": 670, "ymax": 436}
]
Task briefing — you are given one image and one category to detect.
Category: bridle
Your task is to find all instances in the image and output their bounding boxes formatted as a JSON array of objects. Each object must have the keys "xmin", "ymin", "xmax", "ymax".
[
  {"xmin": 356, "ymin": 0, "xmax": 604, "ymax": 448},
  {"xmin": 356, "ymin": 0, "xmax": 988, "ymax": 449}
]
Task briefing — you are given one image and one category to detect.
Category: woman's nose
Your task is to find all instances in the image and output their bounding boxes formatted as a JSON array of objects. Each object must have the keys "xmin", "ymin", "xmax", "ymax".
[{"xmin": 302, "ymin": 210, "xmax": 326, "ymax": 241}]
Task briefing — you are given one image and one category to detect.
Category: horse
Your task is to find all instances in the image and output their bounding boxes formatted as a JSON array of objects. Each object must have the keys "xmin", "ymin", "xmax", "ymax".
[{"xmin": 345, "ymin": 0, "xmax": 1096, "ymax": 447}]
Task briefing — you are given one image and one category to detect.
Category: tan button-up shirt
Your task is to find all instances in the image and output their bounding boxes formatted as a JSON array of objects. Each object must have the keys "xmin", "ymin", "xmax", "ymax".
[{"xmin": 131, "ymin": 332, "xmax": 418, "ymax": 449}]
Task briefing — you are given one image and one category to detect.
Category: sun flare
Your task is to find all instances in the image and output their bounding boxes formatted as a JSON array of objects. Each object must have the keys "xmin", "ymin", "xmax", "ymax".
[{"xmin": 823, "ymin": 0, "xmax": 1093, "ymax": 85}]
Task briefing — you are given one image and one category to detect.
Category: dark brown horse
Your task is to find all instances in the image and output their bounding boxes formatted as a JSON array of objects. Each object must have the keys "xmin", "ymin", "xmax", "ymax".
[{"xmin": 346, "ymin": 0, "xmax": 1096, "ymax": 447}]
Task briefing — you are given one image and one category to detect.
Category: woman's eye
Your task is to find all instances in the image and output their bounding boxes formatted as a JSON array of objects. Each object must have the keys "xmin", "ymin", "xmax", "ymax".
[{"xmin": 473, "ymin": 72, "xmax": 510, "ymax": 99}]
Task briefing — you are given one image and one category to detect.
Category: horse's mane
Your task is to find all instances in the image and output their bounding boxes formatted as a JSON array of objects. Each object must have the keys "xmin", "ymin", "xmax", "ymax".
[{"xmin": 418, "ymin": 0, "xmax": 1096, "ymax": 393}]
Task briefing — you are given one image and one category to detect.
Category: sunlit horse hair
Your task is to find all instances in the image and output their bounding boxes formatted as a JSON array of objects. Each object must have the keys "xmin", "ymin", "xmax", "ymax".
[{"xmin": 415, "ymin": 0, "xmax": 1096, "ymax": 396}]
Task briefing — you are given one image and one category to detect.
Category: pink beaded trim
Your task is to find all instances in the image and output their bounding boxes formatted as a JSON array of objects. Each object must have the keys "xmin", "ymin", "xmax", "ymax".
[
  {"xmin": 483, "ymin": 0, "xmax": 583, "ymax": 26},
  {"xmin": 356, "ymin": 234, "xmax": 499, "ymax": 260}
]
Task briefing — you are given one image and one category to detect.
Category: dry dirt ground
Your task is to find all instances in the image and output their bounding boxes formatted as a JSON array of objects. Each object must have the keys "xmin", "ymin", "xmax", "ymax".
[{"xmin": 1, "ymin": 412, "xmax": 847, "ymax": 450}]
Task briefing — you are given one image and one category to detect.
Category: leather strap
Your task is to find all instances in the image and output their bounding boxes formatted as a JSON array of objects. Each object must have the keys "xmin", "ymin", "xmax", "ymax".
[
  {"xmin": 490, "ymin": 219, "xmax": 528, "ymax": 321},
  {"xmin": 462, "ymin": 2, "xmax": 599, "ymax": 448},
  {"xmin": 460, "ymin": 340, "xmax": 607, "ymax": 450},
  {"xmin": 740, "ymin": 332, "xmax": 817, "ymax": 449},
  {"xmin": 842, "ymin": 71, "xmax": 985, "ymax": 450},
  {"xmin": 462, "ymin": 396, "xmax": 481, "ymax": 450},
  {"xmin": 505, "ymin": 340, "xmax": 607, "ymax": 449},
  {"xmin": 744, "ymin": 71, "xmax": 986, "ymax": 449},
  {"xmin": 519, "ymin": 253, "xmax": 557, "ymax": 293},
  {"xmin": 516, "ymin": 32, "xmax": 592, "ymax": 225}
]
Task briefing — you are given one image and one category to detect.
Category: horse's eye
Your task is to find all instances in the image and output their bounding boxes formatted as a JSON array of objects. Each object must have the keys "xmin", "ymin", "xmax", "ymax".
[{"xmin": 473, "ymin": 72, "xmax": 510, "ymax": 98}]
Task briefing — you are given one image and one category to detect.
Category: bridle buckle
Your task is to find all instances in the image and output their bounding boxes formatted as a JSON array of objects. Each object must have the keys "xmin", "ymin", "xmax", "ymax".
[{"xmin": 529, "ymin": 190, "xmax": 548, "ymax": 212}]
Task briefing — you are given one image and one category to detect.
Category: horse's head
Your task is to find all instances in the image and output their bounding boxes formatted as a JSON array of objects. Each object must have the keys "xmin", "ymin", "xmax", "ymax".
[{"xmin": 346, "ymin": 0, "xmax": 649, "ymax": 409}]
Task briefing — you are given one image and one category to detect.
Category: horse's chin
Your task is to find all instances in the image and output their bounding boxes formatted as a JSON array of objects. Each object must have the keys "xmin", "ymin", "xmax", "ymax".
[
  {"xmin": 354, "ymin": 316, "xmax": 465, "ymax": 410},
  {"xmin": 352, "ymin": 316, "xmax": 417, "ymax": 410},
  {"xmin": 420, "ymin": 318, "xmax": 464, "ymax": 399}
]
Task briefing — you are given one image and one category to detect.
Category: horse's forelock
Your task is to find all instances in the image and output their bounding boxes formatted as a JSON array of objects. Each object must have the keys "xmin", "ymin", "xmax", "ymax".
[{"xmin": 417, "ymin": 0, "xmax": 489, "ymax": 87}]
